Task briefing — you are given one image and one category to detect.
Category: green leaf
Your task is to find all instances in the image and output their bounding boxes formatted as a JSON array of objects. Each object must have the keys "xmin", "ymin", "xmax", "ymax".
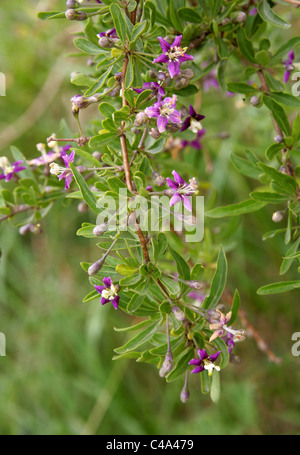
[
  {"xmin": 226, "ymin": 82, "xmax": 258, "ymax": 95},
  {"xmin": 110, "ymin": 3, "xmax": 132, "ymax": 44},
  {"xmin": 73, "ymin": 38, "xmax": 102, "ymax": 55},
  {"xmin": 85, "ymin": 65, "xmax": 113, "ymax": 96},
  {"xmin": 265, "ymin": 143, "xmax": 282, "ymax": 160},
  {"xmin": 114, "ymin": 321, "xmax": 159, "ymax": 354},
  {"xmin": 213, "ymin": 336, "xmax": 229, "ymax": 369},
  {"xmin": 269, "ymin": 36, "xmax": 300, "ymax": 66},
  {"xmin": 210, "ymin": 369, "xmax": 220, "ymax": 404},
  {"xmin": 280, "ymin": 237, "xmax": 300, "ymax": 276},
  {"xmin": 203, "ymin": 246, "xmax": 227, "ymax": 310},
  {"xmin": 257, "ymin": 162, "xmax": 297, "ymax": 196},
  {"xmin": 206, "ymin": 199, "xmax": 266, "ymax": 218},
  {"xmin": 236, "ymin": 28, "xmax": 256, "ymax": 63},
  {"xmin": 263, "ymin": 95, "xmax": 291, "ymax": 136},
  {"xmin": 127, "ymin": 293, "xmax": 146, "ymax": 313},
  {"xmin": 257, "ymin": 0, "xmax": 290, "ymax": 29},
  {"xmin": 169, "ymin": 0, "xmax": 185, "ymax": 33},
  {"xmin": 257, "ymin": 281, "xmax": 300, "ymax": 295},
  {"xmin": 69, "ymin": 163, "xmax": 98, "ymax": 213},
  {"xmin": 230, "ymin": 152, "xmax": 261, "ymax": 179},
  {"xmin": 250, "ymin": 191, "xmax": 289, "ymax": 204},
  {"xmin": 166, "ymin": 348, "xmax": 194, "ymax": 382},
  {"xmin": 292, "ymin": 113, "xmax": 300, "ymax": 142},
  {"xmin": 177, "ymin": 7, "xmax": 202, "ymax": 23},
  {"xmin": 269, "ymin": 92, "xmax": 300, "ymax": 108},
  {"xmin": 255, "ymin": 49, "xmax": 270, "ymax": 67},
  {"xmin": 229, "ymin": 289, "xmax": 240, "ymax": 325}
]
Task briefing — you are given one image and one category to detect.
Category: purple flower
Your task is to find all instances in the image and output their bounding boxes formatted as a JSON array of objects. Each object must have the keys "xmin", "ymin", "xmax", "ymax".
[
  {"xmin": 221, "ymin": 332, "xmax": 235, "ymax": 355},
  {"xmin": 94, "ymin": 277, "xmax": 120, "ymax": 310},
  {"xmin": 181, "ymin": 129, "xmax": 206, "ymax": 149},
  {"xmin": 202, "ymin": 68, "xmax": 220, "ymax": 92},
  {"xmin": 0, "ymin": 157, "xmax": 26, "ymax": 182},
  {"xmin": 97, "ymin": 28, "xmax": 118, "ymax": 39},
  {"xmin": 29, "ymin": 144, "xmax": 71, "ymax": 167},
  {"xmin": 49, "ymin": 150, "xmax": 75, "ymax": 189},
  {"xmin": 249, "ymin": 7, "xmax": 257, "ymax": 16},
  {"xmin": 283, "ymin": 50, "xmax": 295, "ymax": 83},
  {"xmin": 180, "ymin": 105, "xmax": 205, "ymax": 132},
  {"xmin": 144, "ymin": 95, "xmax": 182, "ymax": 133},
  {"xmin": 153, "ymin": 35, "xmax": 194, "ymax": 78},
  {"xmin": 133, "ymin": 82, "xmax": 165, "ymax": 101},
  {"xmin": 166, "ymin": 170, "xmax": 198, "ymax": 212},
  {"xmin": 189, "ymin": 349, "xmax": 221, "ymax": 375}
]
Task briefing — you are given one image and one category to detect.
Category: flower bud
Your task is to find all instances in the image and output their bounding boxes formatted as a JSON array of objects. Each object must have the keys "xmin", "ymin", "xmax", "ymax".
[
  {"xmin": 152, "ymin": 171, "xmax": 166, "ymax": 187},
  {"xmin": 272, "ymin": 211, "xmax": 284, "ymax": 223},
  {"xmin": 98, "ymin": 36, "xmax": 115, "ymax": 48},
  {"xmin": 19, "ymin": 224, "xmax": 32, "ymax": 236},
  {"xmin": 159, "ymin": 351, "xmax": 173, "ymax": 377},
  {"xmin": 148, "ymin": 70, "xmax": 157, "ymax": 79},
  {"xmin": 172, "ymin": 306, "xmax": 186, "ymax": 322},
  {"xmin": 149, "ymin": 128, "xmax": 160, "ymax": 139},
  {"xmin": 88, "ymin": 258, "xmax": 105, "ymax": 276},
  {"xmin": 93, "ymin": 223, "xmax": 108, "ymax": 236},
  {"xmin": 187, "ymin": 280, "xmax": 203, "ymax": 290},
  {"xmin": 157, "ymin": 71, "xmax": 167, "ymax": 81},
  {"xmin": 92, "ymin": 151, "xmax": 102, "ymax": 161},
  {"xmin": 274, "ymin": 135, "xmax": 283, "ymax": 144},
  {"xmin": 233, "ymin": 12, "xmax": 247, "ymax": 23},
  {"xmin": 286, "ymin": 64, "xmax": 294, "ymax": 72},
  {"xmin": 221, "ymin": 17, "xmax": 231, "ymax": 26},
  {"xmin": 66, "ymin": 0, "xmax": 78, "ymax": 7},
  {"xmin": 181, "ymin": 69, "xmax": 194, "ymax": 80},
  {"xmin": 78, "ymin": 202, "xmax": 89, "ymax": 213},
  {"xmin": 166, "ymin": 123, "xmax": 180, "ymax": 133},
  {"xmin": 134, "ymin": 112, "xmax": 149, "ymax": 127},
  {"xmin": 250, "ymin": 95, "xmax": 260, "ymax": 106},
  {"xmin": 65, "ymin": 9, "xmax": 87, "ymax": 20},
  {"xmin": 180, "ymin": 386, "xmax": 190, "ymax": 403}
]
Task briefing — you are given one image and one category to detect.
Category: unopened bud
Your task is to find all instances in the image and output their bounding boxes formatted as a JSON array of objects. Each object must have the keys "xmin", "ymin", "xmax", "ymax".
[
  {"xmin": 159, "ymin": 351, "xmax": 173, "ymax": 377},
  {"xmin": 250, "ymin": 95, "xmax": 260, "ymax": 106},
  {"xmin": 92, "ymin": 151, "xmax": 102, "ymax": 161},
  {"xmin": 274, "ymin": 135, "xmax": 283, "ymax": 144},
  {"xmin": 78, "ymin": 202, "xmax": 89, "ymax": 213},
  {"xmin": 272, "ymin": 211, "xmax": 284, "ymax": 223},
  {"xmin": 221, "ymin": 17, "xmax": 231, "ymax": 26},
  {"xmin": 149, "ymin": 128, "xmax": 161, "ymax": 139},
  {"xmin": 233, "ymin": 12, "xmax": 247, "ymax": 23},
  {"xmin": 166, "ymin": 123, "xmax": 180, "ymax": 133},
  {"xmin": 65, "ymin": 9, "xmax": 87, "ymax": 20},
  {"xmin": 148, "ymin": 70, "xmax": 157, "ymax": 79},
  {"xmin": 181, "ymin": 69, "xmax": 194, "ymax": 79},
  {"xmin": 19, "ymin": 224, "xmax": 32, "ymax": 236},
  {"xmin": 172, "ymin": 306, "xmax": 186, "ymax": 322},
  {"xmin": 98, "ymin": 36, "xmax": 114, "ymax": 48},
  {"xmin": 286, "ymin": 64, "xmax": 294, "ymax": 72},
  {"xmin": 180, "ymin": 386, "xmax": 190, "ymax": 403},
  {"xmin": 157, "ymin": 71, "xmax": 167, "ymax": 81},
  {"xmin": 88, "ymin": 259, "xmax": 105, "ymax": 276},
  {"xmin": 66, "ymin": 0, "xmax": 78, "ymax": 7},
  {"xmin": 152, "ymin": 171, "xmax": 166, "ymax": 186},
  {"xmin": 187, "ymin": 280, "xmax": 203, "ymax": 290},
  {"xmin": 93, "ymin": 223, "xmax": 108, "ymax": 236},
  {"xmin": 134, "ymin": 112, "xmax": 149, "ymax": 127}
]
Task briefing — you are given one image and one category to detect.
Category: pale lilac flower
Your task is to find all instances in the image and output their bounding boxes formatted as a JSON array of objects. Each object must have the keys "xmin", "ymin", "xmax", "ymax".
[
  {"xmin": 153, "ymin": 35, "xmax": 194, "ymax": 78},
  {"xmin": 49, "ymin": 150, "xmax": 75, "ymax": 189},
  {"xmin": 283, "ymin": 50, "xmax": 295, "ymax": 83},
  {"xmin": 95, "ymin": 277, "xmax": 120, "ymax": 310},
  {"xmin": 202, "ymin": 68, "xmax": 219, "ymax": 92},
  {"xmin": 133, "ymin": 82, "xmax": 165, "ymax": 101},
  {"xmin": 29, "ymin": 144, "xmax": 71, "ymax": 167},
  {"xmin": 97, "ymin": 28, "xmax": 118, "ymax": 39},
  {"xmin": 0, "ymin": 157, "xmax": 26, "ymax": 182},
  {"xmin": 166, "ymin": 170, "xmax": 198, "ymax": 212},
  {"xmin": 189, "ymin": 349, "xmax": 221, "ymax": 375},
  {"xmin": 144, "ymin": 95, "xmax": 182, "ymax": 133},
  {"xmin": 209, "ymin": 309, "xmax": 232, "ymax": 342}
]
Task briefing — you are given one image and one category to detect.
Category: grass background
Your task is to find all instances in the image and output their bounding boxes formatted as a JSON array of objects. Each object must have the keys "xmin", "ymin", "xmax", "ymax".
[{"xmin": 0, "ymin": 0, "xmax": 300, "ymax": 435}]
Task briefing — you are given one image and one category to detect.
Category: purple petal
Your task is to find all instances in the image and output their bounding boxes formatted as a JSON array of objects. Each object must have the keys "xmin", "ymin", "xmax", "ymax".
[
  {"xmin": 145, "ymin": 104, "xmax": 161, "ymax": 118},
  {"xmin": 209, "ymin": 351, "xmax": 222, "ymax": 363},
  {"xmin": 153, "ymin": 54, "xmax": 169, "ymax": 64},
  {"xmin": 172, "ymin": 35, "xmax": 182, "ymax": 47},
  {"xmin": 189, "ymin": 105, "xmax": 196, "ymax": 117},
  {"xmin": 168, "ymin": 60, "xmax": 180, "ymax": 78},
  {"xmin": 172, "ymin": 170, "xmax": 185, "ymax": 185},
  {"xmin": 103, "ymin": 277, "xmax": 112, "ymax": 287},
  {"xmin": 284, "ymin": 70, "xmax": 291, "ymax": 84},
  {"xmin": 180, "ymin": 117, "xmax": 191, "ymax": 132},
  {"xmin": 101, "ymin": 297, "xmax": 109, "ymax": 305},
  {"xmin": 158, "ymin": 37, "xmax": 171, "ymax": 53},
  {"xmin": 198, "ymin": 349, "xmax": 208, "ymax": 361},
  {"xmin": 183, "ymin": 195, "xmax": 192, "ymax": 212},
  {"xmin": 166, "ymin": 177, "xmax": 179, "ymax": 190},
  {"xmin": 169, "ymin": 110, "xmax": 182, "ymax": 124},
  {"xmin": 157, "ymin": 115, "xmax": 168, "ymax": 133},
  {"xmin": 111, "ymin": 296, "xmax": 120, "ymax": 310},
  {"xmin": 191, "ymin": 365, "xmax": 205, "ymax": 374},
  {"xmin": 178, "ymin": 54, "xmax": 194, "ymax": 62},
  {"xmin": 95, "ymin": 285, "xmax": 106, "ymax": 294},
  {"xmin": 188, "ymin": 358, "xmax": 202, "ymax": 366},
  {"xmin": 287, "ymin": 50, "xmax": 295, "ymax": 61},
  {"xmin": 169, "ymin": 192, "xmax": 183, "ymax": 207}
]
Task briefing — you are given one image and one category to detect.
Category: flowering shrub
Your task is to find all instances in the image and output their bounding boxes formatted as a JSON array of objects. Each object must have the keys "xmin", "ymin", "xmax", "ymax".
[{"xmin": 1, "ymin": 0, "xmax": 300, "ymax": 405}]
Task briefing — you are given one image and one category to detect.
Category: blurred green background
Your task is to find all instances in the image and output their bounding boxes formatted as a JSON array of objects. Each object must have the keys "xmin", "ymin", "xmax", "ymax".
[{"xmin": 0, "ymin": 0, "xmax": 300, "ymax": 435}]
